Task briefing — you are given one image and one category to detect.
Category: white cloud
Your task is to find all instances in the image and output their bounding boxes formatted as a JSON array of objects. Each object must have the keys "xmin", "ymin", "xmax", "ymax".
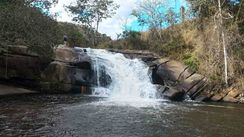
[
  {"xmin": 50, "ymin": 0, "xmax": 140, "ymax": 39},
  {"xmin": 50, "ymin": 0, "xmax": 187, "ymax": 39},
  {"xmin": 98, "ymin": 0, "xmax": 141, "ymax": 39}
]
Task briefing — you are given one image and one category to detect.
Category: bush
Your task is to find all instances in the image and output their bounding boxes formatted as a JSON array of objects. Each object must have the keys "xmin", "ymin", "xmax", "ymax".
[
  {"xmin": 0, "ymin": 0, "xmax": 60, "ymax": 59},
  {"xmin": 183, "ymin": 53, "xmax": 200, "ymax": 72}
]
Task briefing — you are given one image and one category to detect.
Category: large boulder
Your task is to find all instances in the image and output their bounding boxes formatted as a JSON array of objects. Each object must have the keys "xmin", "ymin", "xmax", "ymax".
[
  {"xmin": 0, "ymin": 45, "xmax": 45, "ymax": 81},
  {"xmin": 222, "ymin": 96, "xmax": 239, "ymax": 103},
  {"xmin": 154, "ymin": 59, "xmax": 195, "ymax": 82},
  {"xmin": 163, "ymin": 86, "xmax": 185, "ymax": 101},
  {"xmin": 55, "ymin": 47, "xmax": 79, "ymax": 63},
  {"xmin": 40, "ymin": 47, "xmax": 94, "ymax": 93},
  {"xmin": 179, "ymin": 74, "xmax": 208, "ymax": 99},
  {"xmin": 152, "ymin": 59, "xmax": 208, "ymax": 101},
  {"xmin": 154, "ymin": 84, "xmax": 167, "ymax": 98},
  {"xmin": 41, "ymin": 61, "xmax": 93, "ymax": 86},
  {"xmin": 154, "ymin": 84, "xmax": 185, "ymax": 101}
]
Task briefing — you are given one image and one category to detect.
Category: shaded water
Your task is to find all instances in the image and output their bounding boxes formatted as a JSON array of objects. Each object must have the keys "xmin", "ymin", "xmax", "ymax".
[{"xmin": 0, "ymin": 94, "xmax": 244, "ymax": 137}]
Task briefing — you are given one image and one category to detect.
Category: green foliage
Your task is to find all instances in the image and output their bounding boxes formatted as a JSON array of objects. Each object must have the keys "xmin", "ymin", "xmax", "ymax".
[
  {"xmin": 67, "ymin": 0, "xmax": 119, "ymax": 46},
  {"xmin": 58, "ymin": 23, "xmax": 87, "ymax": 47},
  {"xmin": 183, "ymin": 53, "xmax": 200, "ymax": 72},
  {"xmin": 0, "ymin": 0, "xmax": 59, "ymax": 59},
  {"xmin": 58, "ymin": 22, "xmax": 111, "ymax": 48},
  {"xmin": 122, "ymin": 31, "xmax": 148, "ymax": 50}
]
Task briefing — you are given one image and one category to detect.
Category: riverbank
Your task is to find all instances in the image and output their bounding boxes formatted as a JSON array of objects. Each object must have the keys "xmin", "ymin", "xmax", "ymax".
[{"xmin": 0, "ymin": 84, "xmax": 37, "ymax": 96}]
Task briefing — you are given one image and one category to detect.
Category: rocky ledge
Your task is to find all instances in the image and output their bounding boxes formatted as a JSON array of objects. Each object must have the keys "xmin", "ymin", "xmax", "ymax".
[
  {"xmin": 0, "ymin": 45, "xmax": 243, "ymax": 103},
  {"xmin": 0, "ymin": 45, "xmax": 93, "ymax": 94}
]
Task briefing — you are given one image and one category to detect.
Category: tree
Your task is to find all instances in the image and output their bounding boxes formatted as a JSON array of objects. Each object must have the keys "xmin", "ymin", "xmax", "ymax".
[
  {"xmin": 131, "ymin": 0, "xmax": 180, "ymax": 41},
  {"xmin": 0, "ymin": 0, "xmax": 60, "ymax": 59},
  {"xmin": 165, "ymin": 8, "xmax": 178, "ymax": 27},
  {"xmin": 67, "ymin": 0, "xmax": 119, "ymax": 46},
  {"xmin": 187, "ymin": 0, "xmax": 244, "ymax": 85},
  {"xmin": 218, "ymin": 0, "xmax": 229, "ymax": 86},
  {"xmin": 132, "ymin": 0, "xmax": 166, "ymax": 30}
]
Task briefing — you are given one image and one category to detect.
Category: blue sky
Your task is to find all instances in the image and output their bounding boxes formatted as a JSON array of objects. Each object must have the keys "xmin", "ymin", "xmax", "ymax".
[
  {"xmin": 127, "ymin": 0, "xmax": 189, "ymax": 32},
  {"xmin": 50, "ymin": 0, "xmax": 188, "ymax": 39}
]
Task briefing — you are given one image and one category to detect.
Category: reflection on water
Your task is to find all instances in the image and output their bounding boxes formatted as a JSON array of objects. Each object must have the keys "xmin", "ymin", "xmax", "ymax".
[{"xmin": 0, "ymin": 94, "xmax": 244, "ymax": 137}]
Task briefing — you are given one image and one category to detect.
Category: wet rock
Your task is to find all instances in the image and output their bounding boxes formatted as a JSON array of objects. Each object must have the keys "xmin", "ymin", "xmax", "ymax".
[
  {"xmin": 41, "ymin": 61, "xmax": 93, "ymax": 86},
  {"xmin": 39, "ymin": 47, "xmax": 95, "ymax": 93},
  {"xmin": 181, "ymin": 75, "xmax": 208, "ymax": 99},
  {"xmin": 39, "ymin": 82, "xmax": 90, "ymax": 94},
  {"xmin": 151, "ymin": 59, "xmax": 208, "ymax": 101},
  {"xmin": 97, "ymin": 65, "xmax": 112, "ymax": 88},
  {"xmin": 222, "ymin": 96, "xmax": 239, "ymax": 103},
  {"xmin": 154, "ymin": 84, "xmax": 167, "ymax": 98},
  {"xmin": 163, "ymin": 86, "xmax": 185, "ymax": 101},
  {"xmin": 240, "ymin": 97, "xmax": 244, "ymax": 103},
  {"xmin": 194, "ymin": 92, "xmax": 213, "ymax": 102},
  {"xmin": 210, "ymin": 95, "xmax": 222, "ymax": 102}
]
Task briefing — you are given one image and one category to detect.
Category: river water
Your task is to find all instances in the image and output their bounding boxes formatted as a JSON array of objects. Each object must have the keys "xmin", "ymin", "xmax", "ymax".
[{"xmin": 0, "ymin": 94, "xmax": 244, "ymax": 137}]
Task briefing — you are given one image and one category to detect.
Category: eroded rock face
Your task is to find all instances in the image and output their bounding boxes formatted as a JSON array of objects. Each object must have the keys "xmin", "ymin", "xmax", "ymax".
[
  {"xmin": 0, "ymin": 45, "xmax": 47, "ymax": 82},
  {"xmin": 154, "ymin": 84, "xmax": 185, "ymax": 101},
  {"xmin": 0, "ymin": 45, "xmax": 93, "ymax": 94},
  {"xmin": 40, "ymin": 47, "xmax": 94, "ymax": 93},
  {"xmin": 163, "ymin": 86, "xmax": 185, "ymax": 101},
  {"xmin": 210, "ymin": 87, "xmax": 244, "ymax": 103},
  {"xmin": 151, "ymin": 58, "xmax": 243, "ymax": 103},
  {"xmin": 151, "ymin": 58, "xmax": 209, "ymax": 101}
]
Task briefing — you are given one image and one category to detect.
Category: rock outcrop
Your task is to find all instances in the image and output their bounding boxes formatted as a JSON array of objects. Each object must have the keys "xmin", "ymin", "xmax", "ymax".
[
  {"xmin": 0, "ymin": 45, "xmax": 93, "ymax": 94},
  {"xmin": 210, "ymin": 86, "xmax": 244, "ymax": 103},
  {"xmin": 1, "ymin": 45, "xmax": 243, "ymax": 103},
  {"xmin": 151, "ymin": 58, "xmax": 209, "ymax": 101},
  {"xmin": 0, "ymin": 45, "xmax": 47, "ymax": 86},
  {"xmin": 40, "ymin": 47, "xmax": 94, "ymax": 94},
  {"xmin": 150, "ymin": 58, "xmax": 244, "ymax": 103}
]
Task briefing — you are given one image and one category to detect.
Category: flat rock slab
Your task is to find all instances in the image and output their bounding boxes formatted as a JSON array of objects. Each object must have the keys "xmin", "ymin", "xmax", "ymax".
[{"xmin": 0, "ymin": 84, "xmax": 37, "ymax": 96}]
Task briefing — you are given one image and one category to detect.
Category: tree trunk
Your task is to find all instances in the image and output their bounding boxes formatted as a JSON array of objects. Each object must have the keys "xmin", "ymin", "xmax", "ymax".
[{"xmin": 218, "ymin": 0, "xmax": 228, "ymax": 86}]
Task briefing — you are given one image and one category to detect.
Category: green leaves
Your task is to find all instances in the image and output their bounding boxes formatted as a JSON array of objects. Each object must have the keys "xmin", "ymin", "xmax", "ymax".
[
  {"xmin": 66, "ymin": 0, "xmax": 119, "ymax": 46},
  {"xmin": 67, "ymin": 0, "xmax": 119, "ymax": 29},
  {"xmin": 0, "ymin": 0, "xmax": 60, "ymax": 59}
]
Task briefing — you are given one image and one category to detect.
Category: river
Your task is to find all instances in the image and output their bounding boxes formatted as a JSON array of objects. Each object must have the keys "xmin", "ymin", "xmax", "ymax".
[{"xmin": 0, "ymin": 94, "xmax": 244, "ymax": 137}]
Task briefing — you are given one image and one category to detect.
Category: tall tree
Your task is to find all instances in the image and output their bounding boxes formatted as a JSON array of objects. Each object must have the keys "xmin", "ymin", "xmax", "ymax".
[
  {"xmin": 218, "ymin": 0, "xmax": 229, "ymax": 86},
  {"xmin": 67, "ymin": 0, "xmax": 119, "ymax": 46},
  {"xmin": 132, "ymin": 0, "xmax": 166, "ymax": 30}
]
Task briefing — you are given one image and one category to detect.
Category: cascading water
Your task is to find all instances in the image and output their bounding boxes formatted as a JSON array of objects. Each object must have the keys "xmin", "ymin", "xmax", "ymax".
[{"xmin": 86, "ymin": 48, "xmax": 157, "ymax": 102}]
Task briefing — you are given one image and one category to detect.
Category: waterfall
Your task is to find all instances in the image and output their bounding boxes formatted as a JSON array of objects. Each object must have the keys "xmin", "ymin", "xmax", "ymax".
[{"xmin": 86, "ymin": 48, "xmax": 157, "ymax": 102}]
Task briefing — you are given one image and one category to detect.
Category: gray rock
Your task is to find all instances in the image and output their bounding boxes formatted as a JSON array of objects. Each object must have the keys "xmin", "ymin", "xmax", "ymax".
[{"xmin": 163, "ymin": 86, "xmax": 185, "ymax": 101}]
